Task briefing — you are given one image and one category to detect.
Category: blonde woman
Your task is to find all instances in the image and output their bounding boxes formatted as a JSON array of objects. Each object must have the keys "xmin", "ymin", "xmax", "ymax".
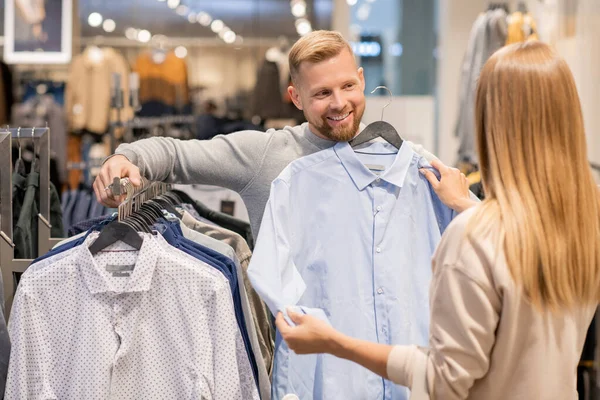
[{"xmin": 276, "ymin": 41, "xmax": 599, "ymax": 399}]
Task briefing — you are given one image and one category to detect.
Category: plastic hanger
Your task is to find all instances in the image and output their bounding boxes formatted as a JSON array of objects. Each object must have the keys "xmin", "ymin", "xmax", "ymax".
[{"xmin": 349, "ymin": 86, "xmax": 403, "ymax": 150}]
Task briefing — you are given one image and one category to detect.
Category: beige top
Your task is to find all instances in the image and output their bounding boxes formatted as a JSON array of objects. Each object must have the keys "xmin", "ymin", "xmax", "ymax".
[{"xmin": 387, "ymin": 206, "xmax": 596, "ymax": 400}]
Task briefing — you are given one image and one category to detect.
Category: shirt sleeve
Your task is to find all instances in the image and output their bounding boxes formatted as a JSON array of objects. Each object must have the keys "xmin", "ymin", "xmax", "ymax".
[
  {"xmin": 386, "ymin": 264, "xmax": 501, "ymax": 400},
  {"xmin": 208, "ymin": 282, "xmax": 259, "ymax": 400},
  {"xmin": 247, "ymin": 178, "xmax": 307, "ymax": 318},
  {"xmin": 5, "ymin": 286, "xmax": 54, "ymax": 399},
  {"xmin": 113, "ymin": 129, "xmax": 272, "ymax": 193}
]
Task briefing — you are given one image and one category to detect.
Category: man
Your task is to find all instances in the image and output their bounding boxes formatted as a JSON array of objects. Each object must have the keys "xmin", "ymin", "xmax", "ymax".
[{"xmin": 95, "ymin": 30, "xmax": 474, "ymax": 233}]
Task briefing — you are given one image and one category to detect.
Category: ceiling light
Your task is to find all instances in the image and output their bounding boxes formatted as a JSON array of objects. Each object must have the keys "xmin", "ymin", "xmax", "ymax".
[
  {"xmin": 137, "ymin": 29, "xmax": 151, "ymax": 43},
  {"xmin": 176, "ymin": 5, "xmax": 188, "ymax": 15},
  {"xmin": 167, "ymin": 0, "xmax": 180, "ymax": 9},
  {"xmin": 174, "ymin": 46, "xmax": 188, "ymax": 58},
  {"xmin": 211, "ymin": 19, "xmax": 224, "ymax": 33},
  {"xmin": 157, "ymin": 0, "xmax": 166, "ymax": 2},
  {"xmin": 102, "ymin": 19, "xmax": 116, "ymax": 32},
  {"xmin": 295, "ymin": 18, "xmax": 312, "ymax": 36},
  {"xmin": 291, "ymin": 1, "xmax": 307, "ymax": 18},
  {"xmin": 356, "ymin": 4, "xmax": 371, "ymax": 20},
  {"xmin": 197, "ymin": 12, "xmax": 212, "ymax": 26},
  {"xmin": 218, "ymin": 27, "xmax": 230, "ymax": 38},
  {"xmin": 87, "ymin": 12, "xmax": 103, "ymax": 27},
  {"xmin": 346, "ymin": 0, "xmax": 357, "ymax": 5},
  {"xmin": 125, "ymin": 27, "xmax": 138, "ymax": 40},
  {"xmin": 223, "ymin": 31, "xmax": 236, "ymax": 44},
  {"xmin": 187, "ymin": 12, "xmax": 197, "ymax": 23},
  {"xmin": 235, "ymin": 35, "xmax": 244, "ymax": 45}
]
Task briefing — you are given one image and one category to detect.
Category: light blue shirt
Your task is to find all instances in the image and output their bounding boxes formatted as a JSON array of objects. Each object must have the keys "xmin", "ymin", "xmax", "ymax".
[{"xmin": 248, "ymin": 141, "xmax": 457, "ymax": 400}]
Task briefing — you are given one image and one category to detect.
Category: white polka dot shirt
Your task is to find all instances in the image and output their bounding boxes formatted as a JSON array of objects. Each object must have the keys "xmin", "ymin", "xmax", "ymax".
[{"xmin": 5, "ymin": 232, "xmax": 259, "ymax": 400}]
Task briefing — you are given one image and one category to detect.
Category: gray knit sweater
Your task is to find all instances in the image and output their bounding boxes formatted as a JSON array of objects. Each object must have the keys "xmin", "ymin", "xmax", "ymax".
[{"xmin": 115, "ymin": 123, "xmax": 436, "ymax": 236}]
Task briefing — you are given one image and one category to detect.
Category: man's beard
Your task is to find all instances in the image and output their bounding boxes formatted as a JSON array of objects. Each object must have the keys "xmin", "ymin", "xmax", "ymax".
[{"xmin": 315, "ymin": 106, "xmax": 364, "ymax": 142}]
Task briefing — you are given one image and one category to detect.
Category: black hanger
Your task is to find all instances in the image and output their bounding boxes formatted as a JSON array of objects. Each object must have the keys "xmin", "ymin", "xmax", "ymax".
[
  {"xmin": 153, "ymin": 196, "xmax": 183, "ymax": 219},
  {"xmin": 349, "ymin": 86, "xmax": 403, "ymax": 150},
  {"xmin": 88, "ymin": 220, "xmax": 143, "ymax": 255}
]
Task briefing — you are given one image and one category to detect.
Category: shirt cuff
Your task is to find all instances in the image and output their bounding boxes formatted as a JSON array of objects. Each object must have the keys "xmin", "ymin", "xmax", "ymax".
[
  {"xmin": 386, "ymin": 345, "xmax": 423, "ymax": 388},
  {"xmin": 103, "ymin": 149, "xmax": 138, "ymax": 168}
]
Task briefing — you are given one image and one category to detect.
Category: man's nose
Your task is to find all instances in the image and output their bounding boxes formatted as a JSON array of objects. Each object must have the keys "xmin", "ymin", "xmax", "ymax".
[{"xmin": 329, "ymin": 91, "xmax": 347, "ymax": 111}]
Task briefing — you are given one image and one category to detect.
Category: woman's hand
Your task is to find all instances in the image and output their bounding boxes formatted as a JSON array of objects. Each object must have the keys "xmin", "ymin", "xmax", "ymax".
[
  {"xmin": 275, "ymin": 310, "xmax": 343, "ymax": 356},
  {"xmin": 420, "ymin": 159, "xmax": 477, "ymax": 213}
]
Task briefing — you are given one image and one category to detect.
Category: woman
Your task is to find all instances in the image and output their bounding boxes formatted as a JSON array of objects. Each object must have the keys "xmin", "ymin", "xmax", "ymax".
[{"xmin": 276, "ymin": 41, "xmax": 600, "ymax": 399}]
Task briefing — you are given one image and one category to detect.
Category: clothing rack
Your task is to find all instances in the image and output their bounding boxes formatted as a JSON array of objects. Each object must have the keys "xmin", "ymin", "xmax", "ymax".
[{"xmin": 0, "ymin": 127, "xmax": 59, "ymax": 317}]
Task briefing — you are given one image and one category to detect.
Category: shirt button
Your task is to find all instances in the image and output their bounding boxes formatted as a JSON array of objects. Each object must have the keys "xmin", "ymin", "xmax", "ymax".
[
  {"xmin": 375, "ymin": 178, "xmax": 381, "ymax": 183},
  {"xmin": 376, "ymin": 247, "xmax": 382, "ymax": 253},
  {"xmin": 376, "ymin": 206, "xmax": 382, "ymax": 211},
  {"xmin": 377, "ymin": 288, "xmax": 384, "ymax": 294}
]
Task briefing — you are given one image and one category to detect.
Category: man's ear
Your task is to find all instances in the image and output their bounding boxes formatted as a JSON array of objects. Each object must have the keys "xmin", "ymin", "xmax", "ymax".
[
  {"xmin": 357, "ymin": 67, "xmax": 365, "ymax": 91},
  {"xmin": 288, "ymin": 85, "xmax": 303, "ymax": 110}
]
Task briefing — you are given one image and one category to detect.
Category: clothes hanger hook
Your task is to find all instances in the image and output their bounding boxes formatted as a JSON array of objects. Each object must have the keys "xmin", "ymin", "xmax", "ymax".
[
  {"xmin": 370, "ymin": 86, "xmax": 392, "ymax": 120},
  {"xmin": 17, "ymin": 126, "xmax": 22, "ymax": 159}
]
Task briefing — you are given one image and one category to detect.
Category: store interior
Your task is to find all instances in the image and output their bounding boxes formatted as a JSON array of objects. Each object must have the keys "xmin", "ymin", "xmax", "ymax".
[{"xmin": 0, "ymin": 0, "xmax": 598, "ymax": 398}]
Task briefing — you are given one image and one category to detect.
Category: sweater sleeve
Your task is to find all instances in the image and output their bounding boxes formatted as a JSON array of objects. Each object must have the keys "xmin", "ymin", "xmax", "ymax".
[
  {"xmin": 114, "ymin": 129, "xmax": 273, "ymax": 193},
  {"xmin": 386, "ymin": 263, "xmax": 501, "ymax": 400}
]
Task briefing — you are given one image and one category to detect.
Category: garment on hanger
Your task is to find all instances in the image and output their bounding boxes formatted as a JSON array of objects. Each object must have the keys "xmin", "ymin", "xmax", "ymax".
[
  {"xmin": 506, "ymin": 11, "xmax": 539, "ymax": 44},
  {"xmin": 13, "ymin": 164, "xmax": 63, "ymax": 259},
  {"xmin": 66, "ymin": 46, "xmax": 132, "ymax": 135},
  {"xmin": 248, "ymin": 140, "xmax": 458, "ymax": 400},
  {"xmin": 26, "ymin": 200, "xmax": 271, "ymax": 399},
  {"xmin": 12, "ymin": 94, "xmax": 68, "ymax": 184},
  {"xmin": 6, "ymin": 232, "xmax": 259, "ymax": 399},
  {"xmin": 133, "ymin": 51, "xmax": 190, "ymax": 116},
  {"xmin": 180, "ymin": 210, "xmax": 274, "ymax": 376},
  {"xmin": 171, "ymin": 190, "xmax": 254, "ymax": 249},
  {"xmin": 454, "ymin": 8, "xmax": 508, "ymax": 164}
]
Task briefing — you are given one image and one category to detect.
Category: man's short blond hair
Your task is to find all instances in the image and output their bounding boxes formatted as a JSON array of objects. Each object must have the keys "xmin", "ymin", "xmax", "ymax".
[{"xmin": 289, "ymin": 30, "xmax": 354, "ymax": 86}]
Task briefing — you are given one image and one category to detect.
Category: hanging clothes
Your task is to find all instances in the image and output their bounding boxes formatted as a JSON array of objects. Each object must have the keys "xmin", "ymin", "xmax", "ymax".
[
  {"xmin": 12, "ymin": 161, "xmax": 64, "ymax": 259},
  {"xmin": 506, "ymin": 11, "xmax": 539, "ymax": 45},
  {"xmin": 6, "ymin": 232, "xmax": 259, "ymax": 399},
  {"xmin": 65, "ymin": 46, "xmax": 132, "ymax": 135},
  {"xmin": 133, "ymin": 51, "xmax": 190, "ymax": 116},
  {"xmin": 454, "ymin": 8, "xmax": 508, "ymax": 164},
  {"xmin": 248, "ymin": 140, "xmax": 458, "ymax": 400},
  {"xmin": 27, "ymin": 202, "xmax": 271, "ymax": 399},
  {"xmin": 12, "ymin": 94, "xmax": 68, "ymax": 185},
  {"xmin": 180, "ymin": 210, "xmax": 274, "ymax": 376}
]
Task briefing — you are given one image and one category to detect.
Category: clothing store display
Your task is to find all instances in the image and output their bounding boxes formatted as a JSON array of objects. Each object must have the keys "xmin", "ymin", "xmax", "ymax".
[
  {"xmin": 6, "ymin": 232, "xmax": 259, "ymax": 400},
  {"xmin": 22, "ymin": 80, "xmax": 65, "ymax": 106},
  {"xmin": 180, "ymin": 210, "xmax": 274, "ymax": 376},
  {"xmin": 172, "ymin": 190, "xmax": 254, "ymax": 249},
  {"xmin": 114, "ymin": 123, "xmax": 437, "ymax": 238},
  {"xmin": 12, "ymin": 95, "xmax": 68, "ymax": 184},
  {"xmin": 27, "ymin": 199, "xmax": 272, "ymax": 399},
  {"xmin": 454, "ymin": 8, "xmax": 508, "ymax": 164},
  {"xmin": 251, "ymin": 59, "xmax": 304, "ymax": 124},
  {"xmin": 66, "ymin": 46, "xmax": 132, "ymax": 135},
  {"xmin": 174, "ymin": 184, "xmax": 250, "ymax": 222},
  {"xmin": 134, "ymin": 51, "xmax": 189, "ymax": 116},
  {"xmin": 248, "ymin": 140, "xmax": 457, "ymax": 400},
  {"xmin": 385, "ymin": 206, "xmax": 596, "ymax": 400},
  {"xmin": 506, "ymin": 11, "xmax": 539, "ymax": 45},
  {"xmin": 13, "ymin": 167, "xmax": 64, "ymax": 259}
]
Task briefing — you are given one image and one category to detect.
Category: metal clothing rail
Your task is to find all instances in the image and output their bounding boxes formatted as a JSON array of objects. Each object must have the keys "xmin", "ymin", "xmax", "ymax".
[{"xmin": 0, "ymin": 127, "xmax": 59, "ymax": 317}]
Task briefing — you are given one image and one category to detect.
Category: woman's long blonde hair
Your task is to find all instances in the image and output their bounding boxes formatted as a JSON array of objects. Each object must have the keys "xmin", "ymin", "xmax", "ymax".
[{"xmin": 471, "ymin": 41, "xmax": 600, "ymax": 311}]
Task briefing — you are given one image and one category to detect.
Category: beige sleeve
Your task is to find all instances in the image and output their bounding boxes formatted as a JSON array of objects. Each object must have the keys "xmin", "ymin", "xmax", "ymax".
[{"xmin": 386, "ymin": 264, "xmax": 501, "ymax": 400}]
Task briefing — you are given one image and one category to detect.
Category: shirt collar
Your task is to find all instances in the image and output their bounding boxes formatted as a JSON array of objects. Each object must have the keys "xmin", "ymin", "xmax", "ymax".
[
  {"xmin": 334, "ymin": 140, "xmax": 414, "ymax": 191},
  {"xmin": 78, "ymin": 232, "xmax": 160, "ymax": 294}
]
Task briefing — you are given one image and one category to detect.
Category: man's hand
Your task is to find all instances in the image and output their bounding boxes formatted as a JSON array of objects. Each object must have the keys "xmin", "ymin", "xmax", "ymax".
[
  {"xmin": 420, "ymin": 159, "xmax": 476, "ymax": 213},
  {"xmin": 93, "ymin": 155, "xmax": 142, "ymax": 208},
  {"xmin": 275, "ymin": 310, "xmax": 342, "ymax": 356}
]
